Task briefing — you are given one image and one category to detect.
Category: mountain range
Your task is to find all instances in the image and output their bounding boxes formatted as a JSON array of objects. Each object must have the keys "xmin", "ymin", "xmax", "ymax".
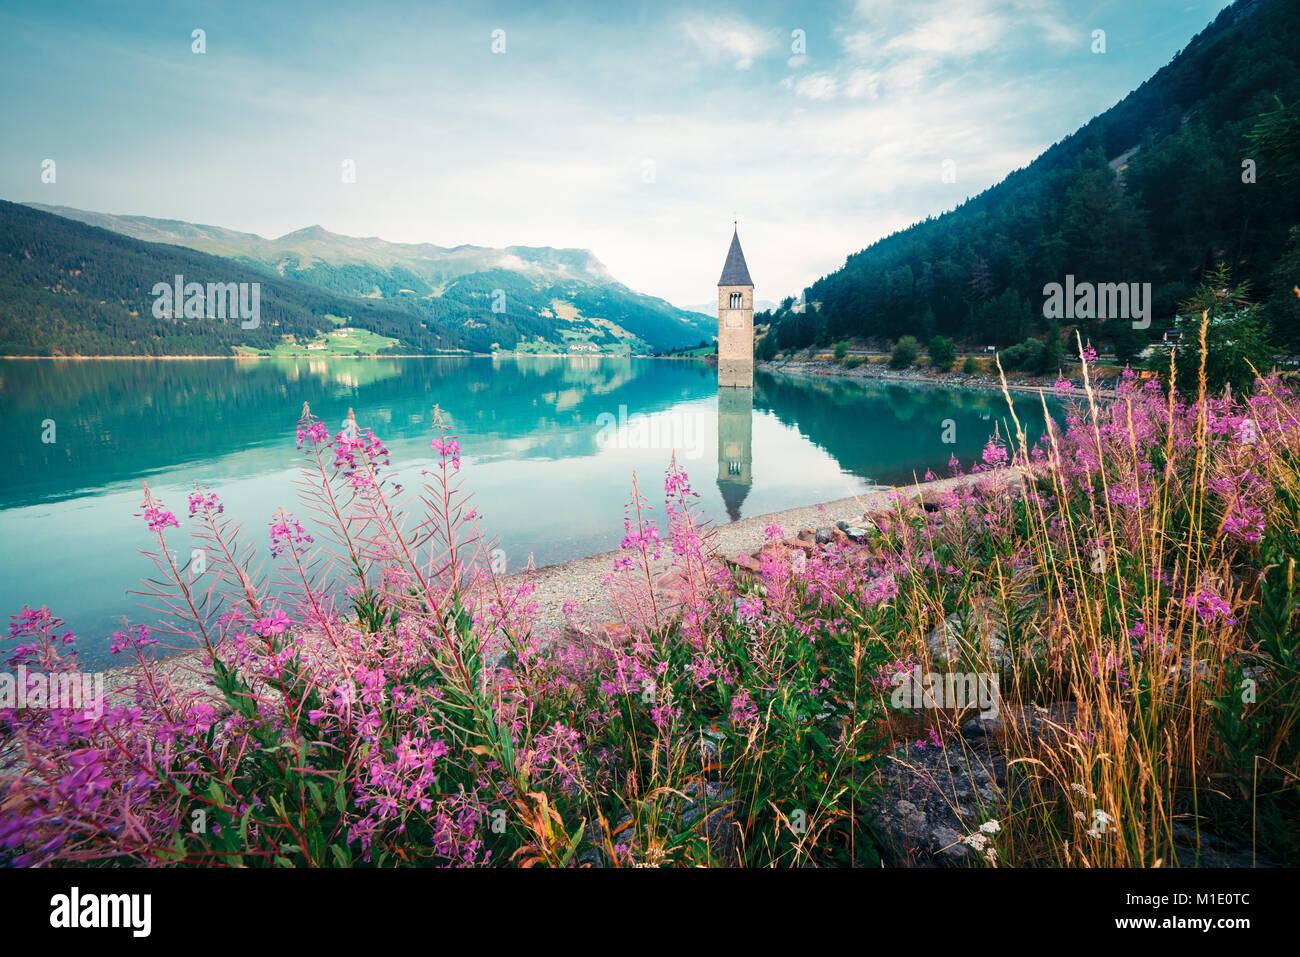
[{"xmin": 0, "ymin": 203, "xmax": 714, "ymax": 356}]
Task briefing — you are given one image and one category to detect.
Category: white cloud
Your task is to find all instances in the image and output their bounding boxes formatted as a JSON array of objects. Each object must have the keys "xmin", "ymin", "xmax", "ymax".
[
  {"xmin": 784, "ymin": 72, "xmax": 839, "ymax": 100},
  {"xmin": 852, "ymin": 0, "xmax": 897, "ymax": 17},
  {"xmin": 842, "ymin": 0, "xmax": 1075, "ymax": 63},
  {"xmin": 843, "ymin": 70, "xmax": 880, "ymax": 99},
  {"xmin": 884, "ymin": 9, "xmax": 1007, "ymax": 57},
  {"xmin": 1023, "ymin": 1, "xmax": 1078, "ymax": 48},
  {"xmin": 838, "ymin": 29, "xmax": 884, "ymax": 61},
  {"xmin": 682, "ymin": 17, "xmax": 774, "ymax": 70}
]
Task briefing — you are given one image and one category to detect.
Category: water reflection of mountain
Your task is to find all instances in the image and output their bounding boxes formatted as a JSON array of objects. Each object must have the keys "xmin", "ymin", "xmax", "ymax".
[
  {"xmin": 1, "ymin": 357, "xmax": 1061, "ymax": 510},
  {"xmin": 0, "ymin": 357, "xmax": 716, "ymax": 507},
  {"xmin": 754, "ymin": 371, "xmax": 1058, "ymax": 485}
]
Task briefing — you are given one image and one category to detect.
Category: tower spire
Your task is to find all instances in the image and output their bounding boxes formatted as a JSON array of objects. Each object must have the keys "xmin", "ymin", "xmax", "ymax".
[
  {"xmin": 717, "ymin": 228, "xmax": 753, "ymax": 287},
  {"xmin": 717, "ymin": 225, "xmax": 754, "ymax": 389}
]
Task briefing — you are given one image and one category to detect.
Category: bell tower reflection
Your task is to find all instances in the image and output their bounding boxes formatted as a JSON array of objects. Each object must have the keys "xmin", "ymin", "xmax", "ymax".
[{"xmin": 716, "ymin": 387, "xmax": 753, "ymax": 522}]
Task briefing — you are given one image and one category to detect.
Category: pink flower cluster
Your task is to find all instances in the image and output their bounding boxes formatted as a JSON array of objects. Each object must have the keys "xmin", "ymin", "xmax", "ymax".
[{"xmin": 269, "ymin": 515, "xmax": 314, "ymax": 558}]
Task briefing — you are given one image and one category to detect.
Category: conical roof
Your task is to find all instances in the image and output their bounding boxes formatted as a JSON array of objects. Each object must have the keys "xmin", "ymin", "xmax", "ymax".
[{"xmin": 717, "ymin": 229, "xmax": 753, "ymax": 287}]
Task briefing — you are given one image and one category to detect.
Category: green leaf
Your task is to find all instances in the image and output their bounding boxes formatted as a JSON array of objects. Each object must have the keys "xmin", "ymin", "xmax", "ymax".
[
  {"xmin": 558, "ymin": 820, "xmax": 586, "ymax": 868},
  {"xmin": 306, "ymin": 780, "xmax": 326, "ymax": 814}
]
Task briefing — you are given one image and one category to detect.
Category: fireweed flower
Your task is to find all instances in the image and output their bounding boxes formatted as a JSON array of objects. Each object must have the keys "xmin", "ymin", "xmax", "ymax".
[
  {"xmin": 296, "ymin": 419, "xmax": 329, "ymax": 449},
  {"xmin": 618, "ymin": 508, "xmax": 663, "ymax": 564},
  {"xmin": 874, "ymin": 658, "xmax": 918, "ymax": 691},
  {"xmin": 689, "ymin": 652, "xmax": 719, "ymax": 688},
  {"xmin": 1222, "ymin": 503, "xmax": 1266, "ymax": 544},
  {"xmin": 981, "ymin": 438, "xmax": 1009, "ymax": 468},
  {"xmin": 431, "ymin": 436, "xmax": 461, "ymax": 472},
  {"xmin": 187, "ymin": 489, "xmax": 224, "ymax": 517},
  {"xmin": 333, "ymin": 428, "xmax": 391, "ymax": 479},
  {"xmin": 253, "ymin": 609, "xmax": 292, "ymax": 637},
  {"xmin": 729, "ymin": 689, "xmax": 759, "ymax": 727},
  {"xmin": 1129, "ymin": 620, "xmax": 1168, "ymax": 656},
  {"xmin": 1185, "ymin": 589, "xmax": 1235, "ymax": 624},
  {"xmin": 913, "ymin": 726, "xmax": 943, "ymax": 750},
  {"xmin": 650, "ymin": 699, "xmax": 682, "ymax": 731},
  {"xmin": 664, "ymin": 468, "xmax": 697, "ymax": 502},
  {"xmin": 109, "ymin": 624, "xmax": 155, "ymax": 656},
  {"xmin": 139, "ymin": 506, "xmax": 179, "ymax": 532},
  {"xmin": 269, "ymin": 516, "xmax": 314, "ymax": 558}
]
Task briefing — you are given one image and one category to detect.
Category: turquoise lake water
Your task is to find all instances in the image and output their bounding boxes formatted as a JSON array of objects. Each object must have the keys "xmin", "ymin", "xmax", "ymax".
[{"xmin": 0, "ymin": 356, "xmax": 1058, "ymax": 666}]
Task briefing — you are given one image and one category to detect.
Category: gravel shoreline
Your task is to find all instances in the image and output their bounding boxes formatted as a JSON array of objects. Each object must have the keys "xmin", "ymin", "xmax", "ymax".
[
  {"xmin": 511, "ymin": 470, "xmax": 1010, "ymax": 637},
  {"xmin": 757, "ymin": 357, "xmax": 1119, "ymax": 399}
]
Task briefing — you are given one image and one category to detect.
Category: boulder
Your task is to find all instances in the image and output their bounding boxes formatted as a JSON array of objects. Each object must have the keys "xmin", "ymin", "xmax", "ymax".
[
  {"xmin": 755, "ymin": 541, "xmax": 806, "ymax": 566},
  {"xmin": 596, "ymin": 621, "xmax": 631, "ymax": 647},
  {"xmin": 726, "ymin": 553, "xmax": 762, "ymax": 575},
  {"xmin": 960, "ymin": 701, "xmax": 1077, "ymax": 748},
  {"xmin": 875, "ymin": 703, "xmax": 1079, "ymax": 867},
  {"xmin": 652, "ymin": 569, "xmax": 695, "ymax": 615},
  {"xmin": 785, "ymin": 538, "xmax": 815, "ymax": 557},
  {"xmin": 915, "ymin": 487, "xmax": 948, "ymax": 512},
  {"xmin": 864, "ymin": 504, "xmax": 921, "ymax": 531},
  {"xmin": 925, "ymin": 590, "xmax": 1047, "ymax": 671},
  {"xmin": 873, "ymin": 739, "xmax": 1007, "ymax": 866},
  {"xmin": 925, "ymin": 608, "xmax": 1012, "ymax": 671},
  {"xmin": 1169, "ymin": 821, "xmax": 1268, "ymax": 868}
]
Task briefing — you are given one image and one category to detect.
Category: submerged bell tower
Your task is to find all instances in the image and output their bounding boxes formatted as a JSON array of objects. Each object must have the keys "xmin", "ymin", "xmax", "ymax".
[{"xmin": 717, "ymin": 226, "xmax": 754, "ymax": 388}]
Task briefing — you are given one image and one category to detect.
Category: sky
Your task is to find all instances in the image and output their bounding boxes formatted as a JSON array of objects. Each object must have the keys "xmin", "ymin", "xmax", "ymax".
[{"xmin": 0, "ymin": 0, "xmax": 1235, "ymax": 309}]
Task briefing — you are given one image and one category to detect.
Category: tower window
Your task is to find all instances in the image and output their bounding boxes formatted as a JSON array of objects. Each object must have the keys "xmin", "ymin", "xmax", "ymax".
[{"xmin": 729, "ymin": 292, "xmax": 742, "ymax": 309}]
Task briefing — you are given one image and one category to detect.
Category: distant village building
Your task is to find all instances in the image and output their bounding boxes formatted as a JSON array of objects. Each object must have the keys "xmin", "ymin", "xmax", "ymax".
[{"xmin": 717, "ymin": 227, "xmax": 754, "ymax": 388}]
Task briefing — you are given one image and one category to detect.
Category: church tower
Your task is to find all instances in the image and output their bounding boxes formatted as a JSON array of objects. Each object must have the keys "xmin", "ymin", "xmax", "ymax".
[{"xmin": 717, "ymin": 227, "xmax": 754, "ymax": 389}]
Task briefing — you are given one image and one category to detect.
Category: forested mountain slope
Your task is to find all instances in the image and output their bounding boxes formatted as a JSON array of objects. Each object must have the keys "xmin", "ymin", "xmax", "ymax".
[{"xmin": 766, "ymin": 0, "xmax": 1300, "ymax": 358}]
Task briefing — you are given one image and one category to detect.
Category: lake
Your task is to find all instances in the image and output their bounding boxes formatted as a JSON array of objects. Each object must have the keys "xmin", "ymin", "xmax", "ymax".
[{"xmin": 0, "ymin": 356, "xmax": 1058, "ymax": 666}]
